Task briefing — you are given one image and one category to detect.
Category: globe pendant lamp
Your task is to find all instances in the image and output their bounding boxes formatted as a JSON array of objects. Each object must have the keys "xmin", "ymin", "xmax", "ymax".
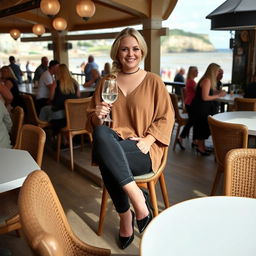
[
  {"xmin": 32, "ymin": 24, "xmax": 45, "ymax": 37},
  {"xmin": 40, "ymin": 0, "xmax": 60, "ymax": 17},
  {"xmin": 52, "ymin": 17, "xmax": 67, "ymax": 32},
  {"xmin": 76, "ymin": 0, "xmax": 96, "ymax": 21},
  {"xmin": 10, "ymin": 29, "xmax": 21, "ymax": 40}
]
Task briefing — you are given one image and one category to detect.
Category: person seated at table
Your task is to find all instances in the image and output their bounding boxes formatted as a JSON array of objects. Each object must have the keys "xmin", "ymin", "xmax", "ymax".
[
  {"xmin": 244, "ymin": 74, "xmax": 256, "ymax": 98},
  {"xmin": 0, "ymin": 100, "xmax": 12, "ymax": 148},
  {"xmin": 191, "ymin": 63, "xmax": 226, "ymax": 156},
  {"xmin": 39, "ymin": 63, "xmax": 80, "ymax": 136},
  {"xmin": 86, "ymin": 27, "xmax": 174, "ymax": 249},
  {"xmin": 101, "ymin": 62, "xmax": 111, "ymax": 77},
  {"xmin": 36, "ymin": 60, "xmax": 59, "ymax": 114},
  {"xmin": 83, "ymin": 68, "xmax": 100, "ymax": 88},
  {"xmin": 177, "ymin": 66, "xmax": 198, "ymax": 150},
  {"xmin": 0, "ymin": 66, "xmax": 24, "ymax": 110}
]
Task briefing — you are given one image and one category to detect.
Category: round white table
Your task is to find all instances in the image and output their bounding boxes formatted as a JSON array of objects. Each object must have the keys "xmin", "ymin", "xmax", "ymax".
[
  {"xmin": 140, "ymin": 196, "xmax": 256, "ymax": 256},
  {"xmin": 212, "ymin": 111, "xmax": 256, "ymax": 136},
  {"xmin": 0, "ymin": 148, "xmax": 40, "ymax": 193}
]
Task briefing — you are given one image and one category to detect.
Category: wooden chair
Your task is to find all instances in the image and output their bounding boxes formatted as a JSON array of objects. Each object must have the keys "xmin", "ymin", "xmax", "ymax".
[
  {"xmin": 97, "ymin": 147, "xmax": 170, "ymax": 235},
  {"xmin": 21, "ymin": 94, "xmax": 50, "ymax": 128},
  {"xmin": 10, "ymin": 106, "xmax": 24, "ymax": 148},
  {"xmin": 234, "ymin": 97, "xmax": 256, "ymax": 111},
  {"xmin": 0, "ymin": 124, "xmax": 46, "ymax": 235},
  {"xmin": 180, "ymin": 87, "xmax": 187, "ymax": 113},
  {"xmin": 208, "ymin": 116, "xmax": 248, "ymax": 195},
  {"xmin": 224, "ymin": 148, "xmax": 256, "ymax": 197},
  {"xmin": 18, "ymin": 170, "xmax": 111, "ymax": 256},
  {"xmin": 56, "ymin": 97, "xmax": 93, "ymax": 172},
  {"xmin": 169, "ymin": 93, "xmax": 188, "ymax": 150}
]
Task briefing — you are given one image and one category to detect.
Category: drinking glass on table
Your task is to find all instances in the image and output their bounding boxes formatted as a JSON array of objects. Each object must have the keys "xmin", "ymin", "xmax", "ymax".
[{"xmin": 101, "ymin": 79, "xmax": 118, "ymax": 122}]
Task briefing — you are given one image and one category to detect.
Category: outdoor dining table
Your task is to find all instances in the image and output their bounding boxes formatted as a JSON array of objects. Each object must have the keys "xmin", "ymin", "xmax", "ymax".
[
  {"xmin": 140, "ymin": 196, "xmax": 256, "ymax": 256},
  {"xmin": 0, "ymin": 148, "xmax": 40, "ymax": 193},
  {"xmin": 212, "ymin": 111, "xmax": 256, "ymax": 136}
]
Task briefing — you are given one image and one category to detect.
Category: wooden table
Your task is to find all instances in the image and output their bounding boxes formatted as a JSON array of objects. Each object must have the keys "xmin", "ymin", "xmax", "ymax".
[
  {"xmin": 0, "ymin": 148, "xmax": 40, "ymax": 193},
  {"xmin": 213, "ymin": 111, "xmax": 256, "ymax": 136},
  {"xmin": 140, "ymin": 196, "xmax": 256, "ymax": 256}
]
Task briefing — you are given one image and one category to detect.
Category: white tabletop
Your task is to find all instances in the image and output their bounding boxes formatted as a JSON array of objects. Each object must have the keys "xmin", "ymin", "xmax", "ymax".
[
  {"xmin": 0, "ymin": 148, "xmax": 40, "ymax": 193},
  {"xmin": 216, "ymin": 93, "xmax": 243, "ymax": 103},
  {"xmin": 140, "ymin": 196, "xmax": 256, "ymax": 256},
  {"xmin": 213, "ymin": 111, "xmax": 256, "ymax": 136}
]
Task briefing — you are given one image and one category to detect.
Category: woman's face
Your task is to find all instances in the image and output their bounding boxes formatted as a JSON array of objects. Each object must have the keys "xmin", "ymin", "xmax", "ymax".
[{"xmin": 118, "ymin": 36, "xmax": 142, "ymax": 72}]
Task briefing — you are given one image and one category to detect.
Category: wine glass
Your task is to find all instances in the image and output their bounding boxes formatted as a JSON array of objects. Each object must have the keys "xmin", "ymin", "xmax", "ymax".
[{"xmin": 101, "ymin": 79, "xmax": 118, "ymax": 122}]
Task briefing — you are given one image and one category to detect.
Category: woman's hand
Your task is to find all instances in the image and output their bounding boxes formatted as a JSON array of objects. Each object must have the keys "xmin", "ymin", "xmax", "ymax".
[
  {"xmin": 218, "ymin": 90, "xmax": 226, "ymax": 97},
  {"xmin": 129, "ymin": 135, "xmax": 156, "ymax": 154},
  {"xmin": 95, "ymin": 102, "xmax": 111, "ymax": 120}
]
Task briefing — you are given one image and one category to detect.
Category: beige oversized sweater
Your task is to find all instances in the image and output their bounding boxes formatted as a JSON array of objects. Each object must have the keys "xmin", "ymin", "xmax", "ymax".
[{"xmin": 87, "ymin": 72, "xmax": 174, "ymax": 172}]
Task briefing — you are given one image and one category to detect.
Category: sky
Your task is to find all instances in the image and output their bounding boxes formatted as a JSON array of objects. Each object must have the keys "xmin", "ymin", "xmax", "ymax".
[{"xmin": 163, "ymin": 0, "xmax": 231, "ymax": 49}]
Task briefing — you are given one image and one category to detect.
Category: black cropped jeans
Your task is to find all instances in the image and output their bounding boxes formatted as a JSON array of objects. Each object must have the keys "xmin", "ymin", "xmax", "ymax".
[{"xmin": 93, "ymin": 125, "xmax": 152, "ymax": 213}]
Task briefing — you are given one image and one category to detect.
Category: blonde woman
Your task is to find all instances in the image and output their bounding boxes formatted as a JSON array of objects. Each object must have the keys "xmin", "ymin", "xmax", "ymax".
[
  {"xmin": 191, "ymin": 63, "xmax": 226, "ymax": 155},
  {"xmin": 87, "ymin": 28, "xmax": 174, "ymax": 249}
]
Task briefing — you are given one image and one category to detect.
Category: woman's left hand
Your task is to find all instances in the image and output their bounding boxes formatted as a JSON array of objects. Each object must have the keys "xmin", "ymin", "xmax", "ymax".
[{"xmin": 129, "ymin": 135, "xmax": 156, "ymax": 154}]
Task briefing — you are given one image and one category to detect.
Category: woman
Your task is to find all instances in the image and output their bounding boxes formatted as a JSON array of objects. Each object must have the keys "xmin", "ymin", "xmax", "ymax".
[
  {"xmin": 39, "ymin": 64, "xmax": 80, "ymax": 135},
  {"xmin": 87, "ymin": 28, "xmax": 174, "ymax": 249},
  {"xmin": 191, "ymin": 63, "xmax": 226, "ymax": 155},
  {"xmin": 0, "ymin": 100, "xmax": 12, "ymax": 148},
  {"xmin": 178, "ymin": 66, "xmax": 198, "ymax": 149}
]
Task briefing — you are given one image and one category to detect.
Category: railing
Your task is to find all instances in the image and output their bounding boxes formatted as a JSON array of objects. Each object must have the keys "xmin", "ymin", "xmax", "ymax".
[{"xmin": 164, "ymin": 81, "xmax": 185, "ymax": 94}]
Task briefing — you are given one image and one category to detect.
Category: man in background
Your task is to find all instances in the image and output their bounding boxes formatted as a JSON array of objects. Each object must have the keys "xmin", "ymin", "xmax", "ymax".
[
  {"xmin": 84, "ymin": 55, "xmax": 99, "ymax": 82},
  {"xmin": 8, "ymin": 56, "xmax": 23, "ymax": 84},
  {"xmin": 174, "ymin": 67, "xmax": 185, "ymax": 98},
  {"xmin": 33, "ymin": 56, "xmax": 49, "ymax": 85}
]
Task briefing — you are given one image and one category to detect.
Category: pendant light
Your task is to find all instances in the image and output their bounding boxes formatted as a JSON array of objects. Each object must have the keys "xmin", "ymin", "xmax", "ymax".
[
  {"xmin": 40, "ymin": 0, "xmax": 60, "ymax": 17},
  {"xmin": 32, "ymin": 24, "xmax": 46, "ymax": 37},
  {"xmin": 10, "ymin": 29, "xmax": 21, "ymax": 40},
  {"xmin": 52, "ymin": 17, "xmax": 67, "ymax": 32},
  {"xmin": 76, "ymin": 0, "xmax": 96, "ymax": 21}
]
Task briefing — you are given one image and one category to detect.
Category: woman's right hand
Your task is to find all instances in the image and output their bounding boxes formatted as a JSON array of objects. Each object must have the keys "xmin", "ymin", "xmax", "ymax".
[
  {"xmin": 218, "ymin": 90, "xmax": 226, "ymax": 97},
  {"xmin": 95, "ymin": 102, "xmax": 111, "ymax": 120}
]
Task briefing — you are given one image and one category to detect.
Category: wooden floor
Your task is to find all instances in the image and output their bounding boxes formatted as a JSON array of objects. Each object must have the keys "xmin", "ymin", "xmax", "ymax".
[{"xmin": 0, "ymin": 125, "xmax": 224, "ymax": 256}]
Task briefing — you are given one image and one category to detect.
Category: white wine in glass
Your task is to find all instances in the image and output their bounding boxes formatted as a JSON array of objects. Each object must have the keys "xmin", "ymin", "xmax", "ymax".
[{"xmin": 101, "ymin": 79, "xmax": 118, "ymax": 122}]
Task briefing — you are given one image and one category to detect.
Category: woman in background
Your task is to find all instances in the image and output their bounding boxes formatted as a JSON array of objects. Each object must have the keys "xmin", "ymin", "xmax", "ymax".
[
  {"xmin": 0, "ymin": 100, "xmax": 12, "ymax": 148},
  {"xmin": 191, "ymin": 63, "xmax": 226, "ymax": 155},
  {"xmin": 177, "ymin": 66, "xmax": 198, "ymax": 150}
]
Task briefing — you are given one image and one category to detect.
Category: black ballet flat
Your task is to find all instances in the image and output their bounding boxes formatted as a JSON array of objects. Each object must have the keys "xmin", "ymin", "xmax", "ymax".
[
  {"xmin": 177, "ymin": 139, "xmax": 185, "ymax": 150},
  {"xmin": 137, "ymin": 190, "xmax": 153, "ymax": 233},
  {"xmin": 196, "ymin": 148, "xmax": 210, "ymax": 156},
  {"xmin": 119, "ymin": 210, "xmax": 135, "ymax": 250}
]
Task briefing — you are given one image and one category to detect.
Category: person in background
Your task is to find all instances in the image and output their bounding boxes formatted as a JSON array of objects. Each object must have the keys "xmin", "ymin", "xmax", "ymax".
[
  {"xmin": 87, "ymin": 27, "xmax": 174, "ymax": 249},
  {"xmin": 177, "ymin": 66, "xmax": 198, "ymax": 150},
  {"xmin": 0, "ymin": 80, "xmax": 13, "ymax": 106},
  {"xmin": 174, "ymin": 67, "xmax": 185, "ymax": 98},
  {"xmin": 8, "ymin": 56, "xmax": 23, "ymax": 84},
  {"xmin": 101, "ymin": 62, "xmax": 111, "ymax": 77},
  {"xmin": 191, "ymin": 63, "xmax": 226, "ymax": 156},
  {"xmin": 84, "ymin": 55, "xmax": 99, "ymax": 82},
  {"xmin": 244, "ymin": 74, "xmax": 256, "ymax": 98},
  {"xmin": 33, "ymin": 56, "xmax": 49, "ymax": 85},
  {"xmin": 83, "ymin": 68, "xmax": 100, "ymax": 88},
  {"xmin": 216, "ymin": 68, "xmax": 225, "ymax": 112},
  {"xmin": 26, "ymin": 61, "xmax": 32, "ymax": 83},
  {"xmin": 36, "ymin": 60, "xmax": 59, "ymax": 114},
  {"xmin": 0, "ymin": 100, "xmax": 12, "ymax": 148},
  {"xmin": 39, "ymin": 63, "xmax": 80, "ymax": 136}
]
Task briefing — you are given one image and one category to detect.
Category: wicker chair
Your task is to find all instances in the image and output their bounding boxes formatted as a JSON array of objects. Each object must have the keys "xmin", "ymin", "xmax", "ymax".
[
  {"xmin": 208, "ymin": 116, "xmax": 248, "ymax": 195},
  {"xmin": 18, "ymin": 170, "xmax": 111, "ymax": 256},
  {"xmin": 21, "ymin": 94, "xmax": 50, "ymax": 128},
  {"xmin": 224, "ymin": 148, "xmax": 256, "ymax": 197},
  {"xmin": 56, "ymin": 97, "xmax": 93, "ymax": 172},
  {"xmin": 97, "ymin": 147, "xmax": 170, "ymax": 235},
  {"xmin": 169, "ymin": 93, "xmax": 188, "ymax": 150},
  {"xmin": 10, "ymin": 106, "xmax": 24, "ymax": 148},
  {"xmin": 0, "ymin": 124, "xmax": 46, "ymax": 235},
  {"xmin": 234, "ymin": 97, "xmax": 256, "ymax": 111}
]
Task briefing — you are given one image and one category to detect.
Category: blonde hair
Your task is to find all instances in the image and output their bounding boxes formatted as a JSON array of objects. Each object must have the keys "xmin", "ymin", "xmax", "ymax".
[
  {"xmin": 1, "ymin": 66, "xmax": 17, "ymax": 81},
  {"xmin": 56, "ymin": 64, "xmax": 76, "ymax": 94},
  {"xmin": 186, "ymin": 66, "xmax": 198, "ymax": 81},
  {"xmin": 110, "ymin": 27, "xmax": 147, "ymax": 77},
  {"xmin": 198, "ymin": 63, "xmax": 220, "ymax": 89}
]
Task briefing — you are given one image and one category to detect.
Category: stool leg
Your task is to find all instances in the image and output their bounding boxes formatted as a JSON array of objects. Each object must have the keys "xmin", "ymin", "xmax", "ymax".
[
  {"xmin": 97, "ymin": 187, "xmax": 108, "ymax": 236},
  {"xmin": 159, "ymin": 173, "xmax": 170, "ymax": 208},
  {"xmin": 56, "ymin": 133, "xmax": 62, "ymax": 162},
  {"xmin": 68, "ymin": 133, "xmax": 74, "ymax": 172},
  {"xmin": 148, "ymin": 182, "xmax": 158, "ymax": 216}
]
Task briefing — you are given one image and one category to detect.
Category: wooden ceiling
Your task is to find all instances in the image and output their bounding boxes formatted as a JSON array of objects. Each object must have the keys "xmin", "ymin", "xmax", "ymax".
[{"xmin": 0, "ymin": 0, "xmax": 178, "ymax": 34}]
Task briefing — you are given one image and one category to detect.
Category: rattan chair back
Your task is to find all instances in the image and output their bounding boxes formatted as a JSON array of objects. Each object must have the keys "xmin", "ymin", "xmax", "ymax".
[
  {"xmin": 10, "ymin": 106, "xmax": 24, "ymax": 147},
  {"xmin": 97, "ymin": 147, "xmax": 170, "ymax": 235},
  {"xmin": 224, "ymin": 148, "xmax": 256, "ymax": 198},
  {"xmin": 15, "ymin": 124, "xmax": 46, "ymax": 167},
  {"xmin": 208, "ymin": 116, "xmax": 248, "ymax": 195},
  {"xmin": 234, "ymin": 97, "xmax": 256, "ymax": 111},
  {"xmin": 18, "ymin": 170, "xmax": 111, "ymax": 256}
]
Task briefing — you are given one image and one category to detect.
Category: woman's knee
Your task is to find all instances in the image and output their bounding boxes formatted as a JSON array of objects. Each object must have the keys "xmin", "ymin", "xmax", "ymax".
[{"xmin": 93, "ymin": 125, "xmax": 112, "ymax": 144}]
